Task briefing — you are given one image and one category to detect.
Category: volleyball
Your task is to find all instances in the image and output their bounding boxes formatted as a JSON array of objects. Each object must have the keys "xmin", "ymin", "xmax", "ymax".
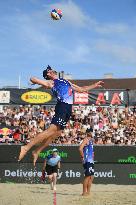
[{"xmin": 51, "ymin": 8, "xmax": 62, "ymax": 20}]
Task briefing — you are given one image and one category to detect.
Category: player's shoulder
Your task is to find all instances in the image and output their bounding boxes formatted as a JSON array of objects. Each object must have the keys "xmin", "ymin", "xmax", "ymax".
[
  {"xmin": 83, "ymin": 137, "xmax": 88, "ymax": 143},
  {"xmin": 80, "ymin": 137, "xmax": 88, "ymax": 145},
  {"xmin": 59, "ymin": 78, "xmax": 70, "ymax": 84},
  {"xmin": 57, "ymin": 155, "xmax": 61, "ymax": 160},
  {"xmin": 47, "ymin": 80, "xmax": 54, "ymax": 87}
]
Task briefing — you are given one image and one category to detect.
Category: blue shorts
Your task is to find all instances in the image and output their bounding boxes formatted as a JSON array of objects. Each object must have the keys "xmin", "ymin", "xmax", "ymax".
[
  {"xmin": 51, "ymin": 102, "xmax": 72, "ymax": 130},
  {"xmin": 83, "ymin": 162, "xmax": 94, "ymax": 176}
]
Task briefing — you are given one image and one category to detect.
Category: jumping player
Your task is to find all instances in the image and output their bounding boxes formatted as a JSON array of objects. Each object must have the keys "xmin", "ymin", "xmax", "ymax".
[
  {"xmin": 79, "ymin": 128, "xmax": 94, "ymax": 196},
  {"xmin": 18, "ymin": 65, "xmax": 104, "ymax": 165}
]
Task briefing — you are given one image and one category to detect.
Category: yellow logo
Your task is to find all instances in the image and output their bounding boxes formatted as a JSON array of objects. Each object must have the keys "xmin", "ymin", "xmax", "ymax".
[{"xmin": 21, "ymin": 91, "xmax": 52, "ymax": 104}]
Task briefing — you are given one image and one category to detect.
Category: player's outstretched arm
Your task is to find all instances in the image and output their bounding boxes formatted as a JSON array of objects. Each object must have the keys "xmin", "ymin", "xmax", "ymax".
[
  {"xmin": 30, "ymin": 77, "xmax": 53, "ymax": 88},
  {"xmin": 70, "ymin": 81, "xmax": 104, "ymax": 92}
]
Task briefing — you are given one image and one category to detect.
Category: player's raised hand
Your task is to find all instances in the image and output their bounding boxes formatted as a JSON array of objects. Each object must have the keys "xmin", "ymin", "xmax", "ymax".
[
  {"xmin": 95, "ymin": 81, "xmax": 104, "ymax": 88},
  {"xmin": 30, "ymin": 77, "xmax": 37, "ymax": 84}
]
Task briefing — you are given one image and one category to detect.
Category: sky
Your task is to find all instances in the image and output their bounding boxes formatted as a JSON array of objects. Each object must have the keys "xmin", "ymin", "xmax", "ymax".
[{"xmin": 0, "ymin": 0, "xmax": 136, "ymax": 87}]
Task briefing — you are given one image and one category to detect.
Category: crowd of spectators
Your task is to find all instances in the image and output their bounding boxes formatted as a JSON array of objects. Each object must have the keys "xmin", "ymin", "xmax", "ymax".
[{"xmin": 0, "ymin": 104, "xmax": 136, "ymax": 145}]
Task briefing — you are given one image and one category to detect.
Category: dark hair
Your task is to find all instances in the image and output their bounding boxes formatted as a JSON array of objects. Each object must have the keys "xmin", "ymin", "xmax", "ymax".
[{"xmin": 43, "ymin": 65, "xmax": 52, "ymax": 80}]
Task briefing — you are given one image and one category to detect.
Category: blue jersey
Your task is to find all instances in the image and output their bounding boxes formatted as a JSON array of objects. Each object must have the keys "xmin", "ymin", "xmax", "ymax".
[
  {"xmin": 46, "ymin": 154, "xmax": 61, "ymax": 166},
  {"xmin": 52, "ymin": 78, "xmax": 73, "ymax": 104},
  {"xmin": 83, "ymin": 139, "xmax": 94, "ymax": 163}
]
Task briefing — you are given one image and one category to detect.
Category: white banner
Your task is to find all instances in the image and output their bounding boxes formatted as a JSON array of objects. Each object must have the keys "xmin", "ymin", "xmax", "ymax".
[
  {"xmin": 74, "ymin": 92, "xmax": 88, "ymax": 104},
  {"xmin": 0, "ymin": 91, "xmax": 10, "ymax": 103}
]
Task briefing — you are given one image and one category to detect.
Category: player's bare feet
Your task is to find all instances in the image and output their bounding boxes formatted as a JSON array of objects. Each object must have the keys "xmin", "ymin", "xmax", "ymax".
[
  {"xmin": 50, "ymin": 182, "xmax": 54, "ymax": 190},
  {"xmin": 81, "ymin": 192, "xmax": 88, "ymax": 196},
  {"xmin": 32, "ymin": 150, "xmax": 39, "ymax": 166},
  {"xmin": 53, "ymin": 186, "xmax": 56, "ymax": 191},
  {"xmin": 18, "ymin": 146, "xmax": 28, "ymax": 161}
]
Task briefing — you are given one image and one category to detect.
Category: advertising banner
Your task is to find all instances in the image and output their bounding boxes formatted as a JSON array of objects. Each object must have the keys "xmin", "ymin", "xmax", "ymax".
[
  {"xmin": 0, "ymin": 88, "xmax": 57, "ymax": 105},
  {"xmin": 0, "ymin": 163, "xmax": 136, "ymax": 185},
  {"xmin": 0, "ymin": 88, "xmax": 131, "ymax": 105},
  {"xmin": 128, "ymin": 89, "xmax": 136, "ymax": 105},
  {"xmin": 74, "ymin": 92, "xmax": 89, "ymax": 104},
  {"xmin": 21, "ymin": 90, "xmax": 52, "ymax": 104},
  {"xmin": 88, "ymin": 89, "xmax": 128, "ymax": 105},
  {"xmin": 0, "ymin": 145, "xmax": 136, "ymax": 164},
  {"xmin": 0, "ymin": 91, "xmax": 10, "ymax": 103}
]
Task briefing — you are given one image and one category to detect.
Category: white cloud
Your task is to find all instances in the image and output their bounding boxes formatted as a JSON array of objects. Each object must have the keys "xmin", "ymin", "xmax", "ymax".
[
  {"xmin": 17, "ymin": 13, "xmax": 50, "ymax": 43},
  {"xmin": 94, "ymin": 39, "xmax": 136, "ymax": 64},
  {"xmin": 48, "ymin": 0, "xmax": 133, "ymax": 35},
  {"xmin": 65, "ymin": 44, "xmax": 92, "ymax": 63},
  {"xmin": 94, "ymin": 23, "xmax": 130, "ymax": 34},
  {"xmin": 1, "ymin": 0, "xmax": 136, "ymax": 72}
]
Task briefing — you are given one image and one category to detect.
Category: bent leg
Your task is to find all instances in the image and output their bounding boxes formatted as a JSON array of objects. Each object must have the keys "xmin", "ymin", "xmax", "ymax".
[
  {"xmin": 18, "ymin": 124, "xmax": 60, "ymax": 161},
  {"xmin": 32, "ymin": 130, "xmax": 61, "ymax": 166},
  {"xmin": 33, "ymin": 130, "xmax": 61, "ymax": 155}
]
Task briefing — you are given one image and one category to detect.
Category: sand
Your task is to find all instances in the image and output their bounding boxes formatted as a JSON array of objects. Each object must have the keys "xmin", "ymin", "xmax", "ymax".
[{"xmin": 0, "ymin": 183, "xmax": 136, "ymax": 205}]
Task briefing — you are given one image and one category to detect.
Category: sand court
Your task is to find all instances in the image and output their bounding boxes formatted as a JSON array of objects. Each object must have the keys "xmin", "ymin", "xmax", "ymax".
[{"xmin": 0, "ymin": 183, "xmax": 136, "ymax": 205}]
